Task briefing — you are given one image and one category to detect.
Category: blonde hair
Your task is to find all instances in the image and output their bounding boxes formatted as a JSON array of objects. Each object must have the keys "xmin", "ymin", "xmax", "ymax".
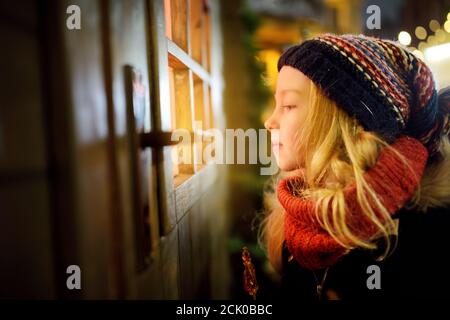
[{"xmin": 259, "ymin": 83, "xmax": 450, "ymax": 274}]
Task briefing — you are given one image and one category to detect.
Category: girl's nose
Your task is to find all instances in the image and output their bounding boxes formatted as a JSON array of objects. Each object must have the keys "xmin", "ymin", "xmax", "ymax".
[{"xmin": 264, "ymin": 110, "xmax": 279, "ymax": 131}]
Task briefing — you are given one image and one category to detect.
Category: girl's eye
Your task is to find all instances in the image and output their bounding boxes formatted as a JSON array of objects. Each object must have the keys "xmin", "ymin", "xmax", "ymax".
[{"xmin": 282, "ymin": 105, "xmax": 296, "ymax": 110}]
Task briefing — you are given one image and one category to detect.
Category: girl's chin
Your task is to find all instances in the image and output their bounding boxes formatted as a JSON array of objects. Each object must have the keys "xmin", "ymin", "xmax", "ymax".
[
  {"xmin": 277, "ymin": 161, "xmax": 294, "ymax": 172},
  {"xmin": 277, "ymin": 159, "xmax": 304, "ymax": 173}
]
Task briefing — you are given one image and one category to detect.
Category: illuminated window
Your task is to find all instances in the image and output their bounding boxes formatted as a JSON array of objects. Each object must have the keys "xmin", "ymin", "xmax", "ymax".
[{"xmin": 164, "ymin": 0, "xmax": 215, "ymax": 186}]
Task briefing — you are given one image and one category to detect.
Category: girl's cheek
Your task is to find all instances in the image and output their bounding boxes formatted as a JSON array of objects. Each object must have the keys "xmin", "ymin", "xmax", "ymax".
[{"xmin": 283, "ymin": 120, "xmax": 299, "ymax": 142}]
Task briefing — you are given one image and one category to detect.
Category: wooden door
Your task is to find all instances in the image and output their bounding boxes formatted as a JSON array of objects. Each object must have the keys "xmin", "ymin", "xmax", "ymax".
[
  {"xmin": 142, "ymin": 0, "xmax": 229, "ymax": 299},
  {"xmin": 0, "ymin": 0, "xmax": 230, "ymax": 299}
]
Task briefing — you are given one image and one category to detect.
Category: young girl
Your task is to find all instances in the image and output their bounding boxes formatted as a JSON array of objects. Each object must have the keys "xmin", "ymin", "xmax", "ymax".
[{"xmin": 260, "ymin": 34, "xmax": 450, "ymax": 300}]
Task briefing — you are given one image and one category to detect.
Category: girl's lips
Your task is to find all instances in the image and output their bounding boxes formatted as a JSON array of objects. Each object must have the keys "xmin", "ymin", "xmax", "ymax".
[{"xmin": 272, "ymin": 143, "xmax": 282, "ymax": 157}]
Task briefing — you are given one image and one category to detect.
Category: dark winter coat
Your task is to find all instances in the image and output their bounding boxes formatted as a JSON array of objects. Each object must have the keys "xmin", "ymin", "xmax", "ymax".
[{"xmin": 280, "ymin": 205, "xmax": 450, "ymax": 300}]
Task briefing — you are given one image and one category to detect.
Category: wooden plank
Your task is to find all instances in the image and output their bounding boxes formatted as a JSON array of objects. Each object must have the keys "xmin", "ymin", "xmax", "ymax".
[
  {"xmin": 174, "ymin": 163, "xmax": 217, "ymax": 222},
  {"xmin": 147, "ymin": 0, "xmax": 177, "ymax": 236},
  {"xmin": 160, "ymin": 225, "xmax": 181, "ymax": 298},
  {"xmin": 167, "ymin": 39, "xmax": 211, "ymax": 83},
  {"xmin": 135, "ymin": 244, "xmax": 163, "ymax": 298},
  {"xmin": 177, "ymin": 212, "xmax": 193, "ymax": 298},
  {"xmin": 175, "ymin": 169, "xmax": 200, "ymax": 222},
  {"xmin": 189, "ymin": 201, "xmax": 205, "ymax": 295}
]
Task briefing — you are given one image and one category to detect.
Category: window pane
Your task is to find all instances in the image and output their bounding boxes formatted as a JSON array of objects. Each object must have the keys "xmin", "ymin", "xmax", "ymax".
[
  {"xmin": 189, "ymin": 0, "xmax": 210, "ymax": 69},
  {"xmin": 193, "ymin": 74, "xmax": 205, "ymax": 170},
  {"xmin": 164, "ymin": 0, "xmax": 188, "ymax": 52},
  {"xmin": 168, "ymin": 66, "xmax": 194, "ymax": 184},
  {"xmin": 189, "ymin": 0, "xmax": 202, "ymax": 63}
]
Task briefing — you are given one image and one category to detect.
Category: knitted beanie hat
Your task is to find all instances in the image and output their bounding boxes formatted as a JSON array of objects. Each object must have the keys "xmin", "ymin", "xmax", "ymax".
[{"xmin": 278, "ymin": 33, "xmax": 450, "ymax": 158}]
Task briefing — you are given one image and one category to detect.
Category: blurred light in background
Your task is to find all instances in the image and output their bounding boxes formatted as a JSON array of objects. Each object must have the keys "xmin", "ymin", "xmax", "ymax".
[
  {"xmin": 444, "ymin": 20, "xmax": 450, "ymax": 33},
  {"xmin": 424, "ymin": 42, "xmax": 450, "ymax": 90},
  {"xmin": 424, "ymin": 42, "xmax": 450, "ymax": 62},
  {"xmin": 435, "ymin": 29, "xmax": 446, "ymax": 42},
  {"xmin": 257, "ymin": 49, "xmax": 281, "ymax": 91},
  {"xmin": 429, "ymin": 19, "xmax": 440, "ymax": 32},
  {"xmin": 418, "ymin": 41, "xmax": 427, "ymax": 51},
  {"xmin": 415, "ymin": 26, "xmax": 427, "ymax": 40},
  {"xmin": 398, "ymin": 31, "xmax": 412, "ymax": 45},
  {"xmin": 427, "ymin": 34, "xmax": 437, "ymax": 46}
]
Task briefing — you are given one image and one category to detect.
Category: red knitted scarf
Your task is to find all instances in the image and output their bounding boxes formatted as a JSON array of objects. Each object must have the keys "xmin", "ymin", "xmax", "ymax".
[{"xmin": 277, "ymin": 136, "xmax": 429, "ymax": 271}]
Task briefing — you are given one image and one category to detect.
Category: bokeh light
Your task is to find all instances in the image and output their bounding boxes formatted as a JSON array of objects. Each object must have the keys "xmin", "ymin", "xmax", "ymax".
[
  {"xmin": 429, "ymin": 19, "xmax": 440, "ymax": 32},
  {"xmin": 415, "ymin": 26, "xmax": 427, "ymax": 40},
  {"xmin": 398, "ymin": 31, "xmax": 412, "ymax": 45}
]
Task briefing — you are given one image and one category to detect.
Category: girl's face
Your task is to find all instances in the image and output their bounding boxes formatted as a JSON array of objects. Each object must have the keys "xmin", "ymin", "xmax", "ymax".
[{"xmin": 264, "ymin": 66, "xmax": 311, "ymax": 171}]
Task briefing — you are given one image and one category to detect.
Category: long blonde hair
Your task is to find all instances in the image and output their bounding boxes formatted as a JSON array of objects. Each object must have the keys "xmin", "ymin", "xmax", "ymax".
[{"xmin": 259, "ymin": 83, "xmax": 450, "ymax": 274}]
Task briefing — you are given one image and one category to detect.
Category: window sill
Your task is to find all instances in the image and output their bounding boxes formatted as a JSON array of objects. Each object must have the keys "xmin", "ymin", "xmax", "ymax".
[{"xmin": 174, "ymin": 163, "xmax": 218, "ymax": 222}]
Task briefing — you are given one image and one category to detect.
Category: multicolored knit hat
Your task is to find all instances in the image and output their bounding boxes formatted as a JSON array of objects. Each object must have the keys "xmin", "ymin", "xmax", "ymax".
[{"xmin": 278, "ymin": 33, "xmax": 450, "ymax": 159}]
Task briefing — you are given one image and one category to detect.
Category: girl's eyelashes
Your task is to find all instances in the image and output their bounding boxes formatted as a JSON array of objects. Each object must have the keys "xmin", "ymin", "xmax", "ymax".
[{"xmin": 281, "ymin": 105, "xmax": 296, "ymax": 110}]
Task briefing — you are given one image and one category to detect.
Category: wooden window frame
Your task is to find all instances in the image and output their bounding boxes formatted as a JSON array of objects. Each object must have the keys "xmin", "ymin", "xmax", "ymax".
[{"xmin": 149, "ymin": 0, "xmax": 219, "ymax": 235}]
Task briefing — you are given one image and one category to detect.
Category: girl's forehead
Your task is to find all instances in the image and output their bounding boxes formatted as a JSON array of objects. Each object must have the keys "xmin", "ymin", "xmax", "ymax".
[{"xmin": 277, "ymin": 66, "xmax": 310, "ymax": 92}]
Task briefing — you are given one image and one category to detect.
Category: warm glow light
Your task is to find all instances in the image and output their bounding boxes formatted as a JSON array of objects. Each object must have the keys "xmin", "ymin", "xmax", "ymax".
[
  {"xmin": 435, "ymin": 29, "xmax": 446, "ymax": 42},
  {"xmin": 427, "ymin": 35, "xmax": 437, "ymax": 46},
  {"xmin": 415, "ymin": 26, "xmax": 427, "ymax": 40},
  {"xmin": 444, "ymin": 20, "xmax": 450, "ymax": 33},
  {"xmin": 447, "ymin": 12, "xmax": 450, "ymax": 21},
  {"xmin": 398, "ymin": 31, "xmax": 411, "ymax": 46},
  {"xmin": 257, "ymin": 49, "xmax": 282, "ymax": 90},
  {"xmin": 424, "ymin": 42, "xmax": 450, "ymax": 62},
  {"xmin": 418, "ymin": 41, "xmax": 427, "ymax": 51},
  {"xmin": 429, "ymin": 20, "xmax": 440, "ymax": 32}
]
